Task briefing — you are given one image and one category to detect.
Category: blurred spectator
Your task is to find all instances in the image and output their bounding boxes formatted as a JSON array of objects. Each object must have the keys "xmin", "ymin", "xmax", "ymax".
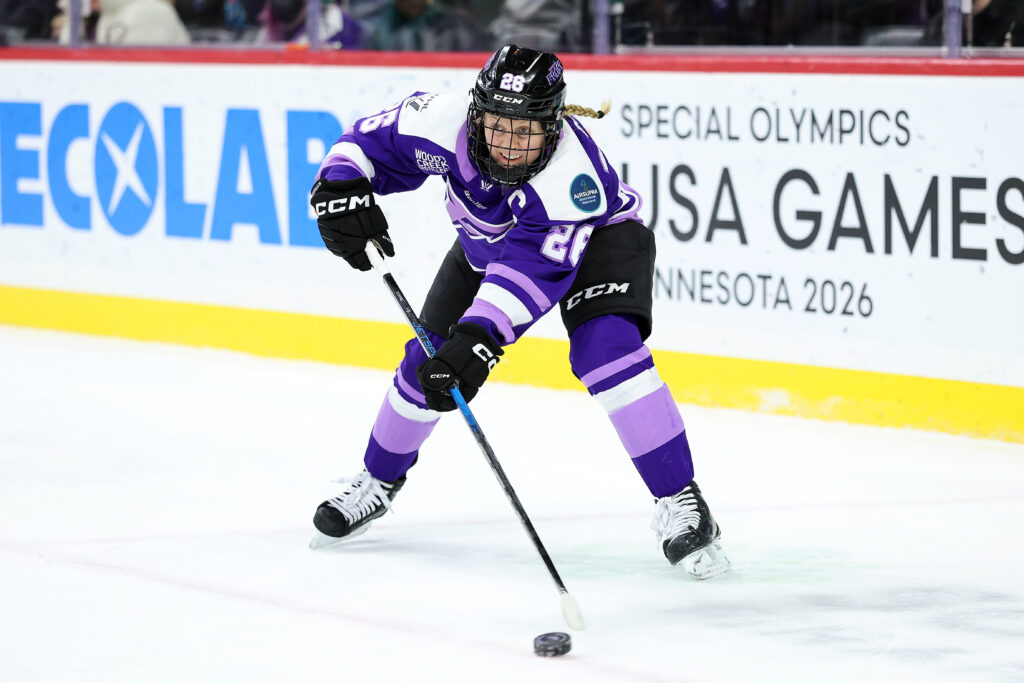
[
  {"xmin": 619, "ymin": 0, "xmax": 760, "ymax": 46},
  {"xmin": 259, "ymin": 0, "xmax": 365, "ymax": 47},
  {"xmin": 174, "ymin": 0, "xmax": 262, "ymax": 35},
  {"xmin": 617, "ymin": 0, "xmax": 928, "ymax": 47},
  {"xmin": 922, "ymin": 0, "xmax": 1024, "ymax": 46},
  {"xmin": 765, "ymin": 0, "xmax": 927, "ymax": 46},
  {"xmin": 0, "ymin": 0, "xmax": 59, "ymax": 41},
  {"xmin": 93, "ymin": 0, "xmax": 191, "ymax": 44},
  {"xmin": 489, "ymin": 0, "xmax": 583, "ymax": 51},
  {"xmin": 175, "ymin": 0, "xmax": 224, "ymax": 27},
  {"xmin": 363, "ymin": 0, "xmax": 491, "ymax": 51},
  {"xmin": 54, "ymin": 0, "xmax": 101, "ymax": 43},
  {"xmin": 445, "ymin": 0, "xmax": 501, "ymax": 27}
]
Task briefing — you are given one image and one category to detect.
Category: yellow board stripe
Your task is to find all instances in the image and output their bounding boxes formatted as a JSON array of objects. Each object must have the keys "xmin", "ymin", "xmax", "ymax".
[{"xmin": 2, "ymin": 284, "xmax": 1021, "ymax": 443}]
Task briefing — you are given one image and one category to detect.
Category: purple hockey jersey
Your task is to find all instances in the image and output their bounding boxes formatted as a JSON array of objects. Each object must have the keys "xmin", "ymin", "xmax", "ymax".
[{"xmin": 316, "ymin": 91, "xmax": 643, "ymax": 345}]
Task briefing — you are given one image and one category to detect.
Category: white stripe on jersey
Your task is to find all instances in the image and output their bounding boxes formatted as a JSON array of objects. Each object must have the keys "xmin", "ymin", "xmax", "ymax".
[
  {"xmin": 594, "ymin": 367, "xmax": 664, "ymax": 413},
  {"xmin": 476, "ymin": 282, "xmax": 534, "ymax": 326},
  {"xmin": 325, "ymin": 141, "xmax": 376, "ymax": 179}
]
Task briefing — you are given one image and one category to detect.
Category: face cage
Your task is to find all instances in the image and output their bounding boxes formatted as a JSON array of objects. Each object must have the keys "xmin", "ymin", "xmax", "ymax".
[{"xmin": 466, "ymin": 105, "xmax": 562, "ymax": 187}]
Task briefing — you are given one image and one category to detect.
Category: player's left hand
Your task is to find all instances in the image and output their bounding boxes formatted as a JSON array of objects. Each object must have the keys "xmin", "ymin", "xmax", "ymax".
[{"xmin": 417, "ymin": 323, "xmax": 503, "ymax": 412}]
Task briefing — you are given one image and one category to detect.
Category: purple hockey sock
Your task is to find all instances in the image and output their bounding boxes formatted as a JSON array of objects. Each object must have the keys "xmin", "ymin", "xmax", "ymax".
[
  {"xmin": 570, "ymin": 315, "xmax": 694, "ymax": 498},
  {"xmin": 363, "ymin": 335, "xmax": 443, "ymax": 482}
]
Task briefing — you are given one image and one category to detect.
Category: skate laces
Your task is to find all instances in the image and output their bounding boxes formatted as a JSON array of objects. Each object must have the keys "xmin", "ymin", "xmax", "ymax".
[
  {"xmin": 326, "ymin": 470, "xmax": 395, "ymax": 524},
  {"xmin": 651, "ymin": 486, "xmax": 702, "ymax": 544}
]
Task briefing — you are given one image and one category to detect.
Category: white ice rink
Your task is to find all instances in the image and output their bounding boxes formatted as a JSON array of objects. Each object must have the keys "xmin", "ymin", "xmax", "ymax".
[{"xmin": 1, "ymin": 325, "xmax": 1022, "ymax": 682}]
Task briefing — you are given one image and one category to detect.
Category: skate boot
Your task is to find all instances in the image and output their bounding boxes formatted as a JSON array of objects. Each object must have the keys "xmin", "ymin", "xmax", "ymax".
[
  {"xmin": 309, "ymin": 469, "xmax": 406, "ymax": 549},
  {"xmin": 651, "ymin": 480, "xmax": 730, "ymax": 579}
]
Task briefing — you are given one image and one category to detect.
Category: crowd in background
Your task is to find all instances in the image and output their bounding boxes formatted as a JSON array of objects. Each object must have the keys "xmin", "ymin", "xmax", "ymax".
[{"xmin": 1, "ymin": 0, "xmax": 1021, "ymax": 49}]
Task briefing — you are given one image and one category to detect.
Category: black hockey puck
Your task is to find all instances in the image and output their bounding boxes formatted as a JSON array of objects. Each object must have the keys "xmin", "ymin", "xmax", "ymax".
[{"xmin": 533, "ymin": 632, "xmax": 571, "ymax": 657}]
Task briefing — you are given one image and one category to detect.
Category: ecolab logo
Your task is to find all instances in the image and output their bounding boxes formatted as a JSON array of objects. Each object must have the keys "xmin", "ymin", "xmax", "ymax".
[{"xmin": 0, "ymin": 100, "xmax": 344, "ymax": 246}]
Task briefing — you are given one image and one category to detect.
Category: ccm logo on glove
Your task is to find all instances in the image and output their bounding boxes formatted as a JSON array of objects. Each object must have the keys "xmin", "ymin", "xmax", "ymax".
[
  {"xmin": 310, "ymin": 177, "xmax": 394, "ymax": 271},
  {"xmin": 417, "ymin": 323, "xmax": 504, "ymax": 412},
  {"xmin": 472, "ymin": 343, "xmax": 499, "ymax": 370},
  {"xmin": 314, "ymin": 195, "xmax": 372, "ymax": 215}
]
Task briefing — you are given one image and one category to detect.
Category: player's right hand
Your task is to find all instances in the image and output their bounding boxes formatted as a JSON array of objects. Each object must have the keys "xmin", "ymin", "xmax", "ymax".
[
  {"xmin": 416, "ymin": 323, "xmax": 503, "ymax": 412},
  {"xmin": 310, "ymin": 177, "xmax": 394, "ymax": 271}
]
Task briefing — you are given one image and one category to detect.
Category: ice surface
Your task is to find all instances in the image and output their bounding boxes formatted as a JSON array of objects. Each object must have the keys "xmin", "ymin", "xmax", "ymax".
[{"xmin": 1, "ymin": 326, "xmax": 1022, "ymax": 682}]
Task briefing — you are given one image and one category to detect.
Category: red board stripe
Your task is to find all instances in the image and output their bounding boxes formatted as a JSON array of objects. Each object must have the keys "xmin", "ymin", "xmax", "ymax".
[{"xmin": 2, "ymin": 46, "xmax": 1024, "ymax": 76}]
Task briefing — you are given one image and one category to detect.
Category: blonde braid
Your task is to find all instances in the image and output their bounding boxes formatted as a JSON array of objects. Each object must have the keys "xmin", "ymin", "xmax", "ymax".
[{"xmin": 564, "ymin": 99, "xmax": 612, "ymax": 120}]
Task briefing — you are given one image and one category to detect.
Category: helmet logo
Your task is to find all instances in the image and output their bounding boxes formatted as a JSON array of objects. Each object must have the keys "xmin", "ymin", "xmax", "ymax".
[
  {"xmin": 493, "ymin": 93, "xmax": 524, "ymax": 104},
  {"xmin": 499, "ymin": 73, "xmax": 526, "ymax": 92},
  {"xmin": 546, "ymin": 60, "xmax": 563, "ymax": 86}
]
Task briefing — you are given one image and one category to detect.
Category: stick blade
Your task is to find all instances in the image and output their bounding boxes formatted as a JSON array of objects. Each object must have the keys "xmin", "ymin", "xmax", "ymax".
[{"xmin": 561, "ymin": 593, "xmax": 585, "ymax": 631}]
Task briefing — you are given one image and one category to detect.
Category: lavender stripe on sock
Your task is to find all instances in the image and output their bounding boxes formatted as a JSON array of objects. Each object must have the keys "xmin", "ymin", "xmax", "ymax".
[
  {"xmin": 391, "ymin": 335, "xmax": 435, "ymax": 406},
  {"xmin": 395, "ymin": 369, "xmax": 426, "ymax": 405},
  {"xmin": 608, "ymin": 384, "xmax": 684, "ymax": 456},
  {"xmin": 370, "ymin": 396, "xmax": 439, "ymax": 455},
  {"xmin": 587, "ymin": 356, "xmax": 656, "ymax": 396},
  {"xmin": 580, "ymin": 346, "xmax": 652, "ymax": 388}
]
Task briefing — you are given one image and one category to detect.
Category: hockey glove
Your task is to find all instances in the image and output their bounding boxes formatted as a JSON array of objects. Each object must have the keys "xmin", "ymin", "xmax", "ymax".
[
  {"xmin": 417, "ymin": 323, "xmax": 504, "ymax": 412},
  {"xmin": 311, "ymin": 177, "xmax": 394, "ymax": 271}
]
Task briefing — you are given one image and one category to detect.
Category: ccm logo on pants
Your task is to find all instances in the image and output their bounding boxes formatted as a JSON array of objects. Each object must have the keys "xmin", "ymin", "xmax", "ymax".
[
  {"xmin": 565, "ymin": 282, "xmax": 631, "ymax": 310},
  {"xmin": 315, "ymin": 195, "xmax": 372, "ymax": 216}
]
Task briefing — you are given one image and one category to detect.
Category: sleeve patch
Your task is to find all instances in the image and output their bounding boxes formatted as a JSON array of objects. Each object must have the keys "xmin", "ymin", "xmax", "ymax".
[{"xmin": 570, "ymin": 174, "xmax": 601, "ymax": 213}]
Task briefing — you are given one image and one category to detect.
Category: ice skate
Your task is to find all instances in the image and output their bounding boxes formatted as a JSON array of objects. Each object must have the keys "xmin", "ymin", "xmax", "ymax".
[
  {"xmin": 309, "ymin": 469, "xmax": 406, "ymax": 549},
  {"xmin": 651, "ymin": 481, "xmax": 730, "ymax": 579}
]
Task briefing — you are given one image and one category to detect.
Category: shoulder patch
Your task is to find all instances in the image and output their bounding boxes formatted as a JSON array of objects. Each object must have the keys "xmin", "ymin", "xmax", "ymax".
[
  {"xmin": 570, "ymin": 174, "xmax": 601, "ymax": 213},
  {"xmin": 405, "ymin": 93, "xmax": 438, "ymax": 113}
]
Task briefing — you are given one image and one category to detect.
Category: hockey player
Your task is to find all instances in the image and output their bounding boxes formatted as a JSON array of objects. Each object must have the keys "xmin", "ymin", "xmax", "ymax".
[{"xmin": 309, "ymin": 44, "xmax": 729, "ymax": 579}]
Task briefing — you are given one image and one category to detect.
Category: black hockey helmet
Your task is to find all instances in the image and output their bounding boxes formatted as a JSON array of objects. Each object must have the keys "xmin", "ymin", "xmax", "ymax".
[{"xmin": 466, "ymin": 44, "xmax": 567, "ymax": 187}]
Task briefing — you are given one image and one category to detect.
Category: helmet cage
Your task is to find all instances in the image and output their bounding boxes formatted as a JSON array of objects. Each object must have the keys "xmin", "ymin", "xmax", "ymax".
[
  {"xmin": 466, "ymin": 44, "xmax": 566, "ymax": 187},
  {"xmin": 466, "ymin": 106, "xmax": 562, "ymax": 187}
]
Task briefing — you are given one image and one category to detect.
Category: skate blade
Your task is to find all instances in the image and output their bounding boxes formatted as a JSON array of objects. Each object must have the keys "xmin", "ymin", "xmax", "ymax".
[
  {"xmin": 681, "ymin": 540, "xmax": 731, "ymax": 580},
  {"xmin": 308, "ymin": 524, "xmax": 370, "ymax": 550}
]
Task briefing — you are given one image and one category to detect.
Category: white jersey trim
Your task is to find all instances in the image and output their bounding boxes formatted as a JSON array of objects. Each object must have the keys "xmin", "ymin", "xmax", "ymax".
[
  {"xmin": 326, "ymin": 141, "xmax": 376, "ymax": 179},
  {"xmin": 476, "ymin": 282, "xmax": 533, "ymax": 326}
]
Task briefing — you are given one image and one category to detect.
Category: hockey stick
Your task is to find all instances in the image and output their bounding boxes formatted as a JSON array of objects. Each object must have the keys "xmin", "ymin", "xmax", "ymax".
[{"xmin": 364, "ymin": 242, "xmax": 585, "ymax": 632}]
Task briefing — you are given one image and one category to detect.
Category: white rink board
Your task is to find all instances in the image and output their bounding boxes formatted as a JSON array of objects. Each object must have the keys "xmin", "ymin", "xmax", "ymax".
[{"xmin": 0, "ymin": 58, "xmax": 1022, "ymax": 386}]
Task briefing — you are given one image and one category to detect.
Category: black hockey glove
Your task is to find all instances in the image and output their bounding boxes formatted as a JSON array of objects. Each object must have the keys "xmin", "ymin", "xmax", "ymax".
[
  {"xmin": 416, "ymin": 323, "xmax": 504, "ymax": 412},
  {"xmin": 310, "ymin": 177, "xmax": 394, "ymax": 271}
]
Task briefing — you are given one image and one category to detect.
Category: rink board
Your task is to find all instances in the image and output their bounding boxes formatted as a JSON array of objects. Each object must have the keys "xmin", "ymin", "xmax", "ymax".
[
  {"xmin": 2, "ymin": 283, "xmax": 1020, "ymax": 443},
  {"xmin": 0, "ymin": 49, "xmax": 1022, "ymax": 442}
]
